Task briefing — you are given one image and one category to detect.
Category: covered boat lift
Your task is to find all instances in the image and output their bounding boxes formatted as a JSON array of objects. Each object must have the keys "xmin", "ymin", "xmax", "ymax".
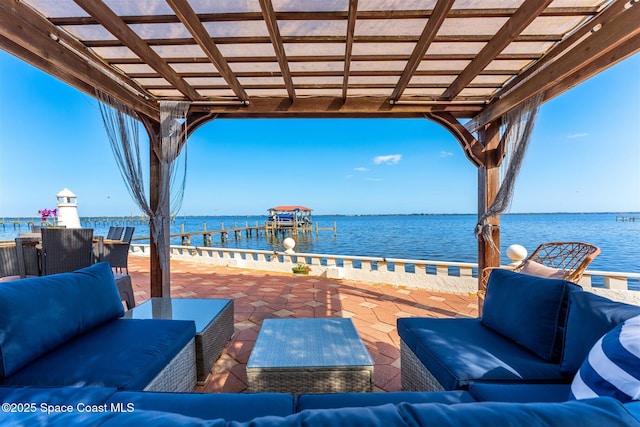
[
  {"xmin": 266, "ymin": 205, "xmax": 313, "ymax": 234},
  {"xmin": 1, "ymin": 0, "xmax": 638, "ymax": 299}
]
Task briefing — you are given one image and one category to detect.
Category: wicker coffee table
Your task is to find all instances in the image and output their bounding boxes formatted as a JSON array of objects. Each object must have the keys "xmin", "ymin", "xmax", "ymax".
[
  {"xmin": 247, "ymin": 318, "xmax": 374, "ymax": 393},
  {"xmin": 123, "ymin": 298, "xmax": 234, "ymax": 385}
]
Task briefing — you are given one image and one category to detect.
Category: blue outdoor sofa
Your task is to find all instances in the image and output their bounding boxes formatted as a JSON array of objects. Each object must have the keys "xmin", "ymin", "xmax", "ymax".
[
  {"xmin": 0, "ymin": 385, "xmax": 639, "ymax": 426},
  {"xmin": 398, "ymin": 268, "xmax": 640, "ymax": 392},
  {"xmin": 1, "ymin": 262, "xmax": 639, "ymax": 425},
  {"xmin": 0, "ymin": 262, "xmax": 197, "ymax": 392}
]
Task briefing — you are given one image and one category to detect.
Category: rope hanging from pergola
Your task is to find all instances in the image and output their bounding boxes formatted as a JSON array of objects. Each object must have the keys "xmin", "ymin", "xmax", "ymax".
[
  {"xmin": 475, "ymin": 92, "xmax": 544, "ymax": 253},
  {"xmin": 96, "ymin": 90, "xmax": 189, "ymax": 275}
]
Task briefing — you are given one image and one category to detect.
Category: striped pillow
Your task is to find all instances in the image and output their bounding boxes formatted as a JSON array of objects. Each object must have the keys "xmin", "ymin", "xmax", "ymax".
[{"xmin": 569, "ymin": 314, "xmax": 640, "ymax": 403}]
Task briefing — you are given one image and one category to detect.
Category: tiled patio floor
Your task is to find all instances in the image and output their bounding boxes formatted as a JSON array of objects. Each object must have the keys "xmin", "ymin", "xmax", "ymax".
[{"xmin": 126, "ymin": 256, "xmax": 478, "ymax": 393}]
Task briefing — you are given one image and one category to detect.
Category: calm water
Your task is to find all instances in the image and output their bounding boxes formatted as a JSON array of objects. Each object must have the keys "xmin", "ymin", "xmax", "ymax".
[{"xmin": 2, "ymin": 213, "xmax": 638, "ymax": 273}]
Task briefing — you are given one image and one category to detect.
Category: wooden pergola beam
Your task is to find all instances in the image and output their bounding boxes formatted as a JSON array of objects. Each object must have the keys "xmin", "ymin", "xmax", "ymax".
[
  {"xmin": 391, "ymin": 0, "xmax": 455, "ymax": 101},
  {"xmin": 188, "ymin": 97, "xmax": 484, "ymax": 118},
  {"xmin": 73, "ymin": 0, "xmax": 202, "ymax": 101},
  {"xmin": 442, "ymin": 0, "xmax": 554, "ymax": 100},
  {"xmin": 258, "ymin": 0, "xmax": 295, "ymax": 101},
  {"xmin": 469, "ymin": 3, "xmax": 640, "ymax": 131},
  {"xmin": 0, "ymin": 1, "xmax": 158, "ymax": 119},
  {"xmin": 342, "ymin": 0, "xmax": 358, "ymax": 100},
  {"xmin": 166, "ymin": 0, "xmax": 248, "ymax": 101}
]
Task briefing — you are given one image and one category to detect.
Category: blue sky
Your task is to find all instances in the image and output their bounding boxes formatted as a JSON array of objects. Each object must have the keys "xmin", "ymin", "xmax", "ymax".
[{"xmin": 1, "ymin": 50, "xmax": 638, "ymax": 217}]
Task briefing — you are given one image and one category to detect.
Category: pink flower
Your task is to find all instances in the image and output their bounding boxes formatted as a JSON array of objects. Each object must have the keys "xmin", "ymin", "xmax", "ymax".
[{"xmin": 38, "ymin": 208, "xmax": 58, "ymax": 222}]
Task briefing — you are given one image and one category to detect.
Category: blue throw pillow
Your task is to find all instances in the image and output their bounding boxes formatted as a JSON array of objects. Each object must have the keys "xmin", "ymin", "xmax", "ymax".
[
  {"xmin": 569, "ymin": 314, "xmax": 640, "ymax": 403},
  {"xmin": 481, "ymin": 269, "xmax": 570, "ymax": 361},
  {"xmin": 560, "ymin": 291, "xmax": 640, "ymax": 376}
]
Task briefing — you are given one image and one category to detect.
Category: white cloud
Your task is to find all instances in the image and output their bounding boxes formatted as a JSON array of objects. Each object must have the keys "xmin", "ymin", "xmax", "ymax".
[
  {"xmin": 373, "ymin": 154, "xmax": 402, "ymax": 165},
  {"xmin": 365, "ymin": 177, "xmax": 383, "ymax": 182},
  {"xmin": 440, "ymin": 151, "xmax": 453, "ymax": 157},
  {"xmin": 567, "ymin": 132, "xmax": 588, "ymax": 139},
  {"xmin": 354, "ymin": 167, "xmax": 370, "ymax": 172}
]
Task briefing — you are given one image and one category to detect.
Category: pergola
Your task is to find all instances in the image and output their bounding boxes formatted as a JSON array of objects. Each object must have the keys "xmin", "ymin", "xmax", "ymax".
[{"xmin": 1, "ymin": 0, "xmax": 638, "ymax": 297}]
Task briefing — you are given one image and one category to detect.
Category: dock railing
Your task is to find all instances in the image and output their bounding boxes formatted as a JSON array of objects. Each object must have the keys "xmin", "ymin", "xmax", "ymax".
[{"xmin": 129, "ymin": 243, "xmax": 640, "ymax": 305}]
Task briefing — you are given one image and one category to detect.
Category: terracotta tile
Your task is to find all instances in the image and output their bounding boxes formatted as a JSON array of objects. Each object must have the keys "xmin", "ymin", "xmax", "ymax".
[{"xmin": 126, "ymin": 256, "xmax": 476, "ymax": 393}]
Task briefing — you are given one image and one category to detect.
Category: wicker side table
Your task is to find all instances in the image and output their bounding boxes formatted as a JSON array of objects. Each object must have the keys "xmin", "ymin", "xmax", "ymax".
[
  {"xmin": 124, "ymin": 298, "xmax": 234, "ymax": 384},
  {"xmin": 247, "ymin": 318, "xmax": 374, "ymax": 394}
]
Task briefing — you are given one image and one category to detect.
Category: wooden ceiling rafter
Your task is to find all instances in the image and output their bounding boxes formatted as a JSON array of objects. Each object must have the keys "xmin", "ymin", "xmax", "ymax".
[
  {"xmin": 48, "ymin": 7, "xmax": 602, "ymax": 26},
  {"xmin": 442, "ymin": 0, "xmax": 555, "ymax": 100},
  {"xmin": 469, "ymin": 3, "xmax": 640, "ymax": 131},
  {"xmin": 109, "ymin": 52, "xmax": 541, "ymax": 66},
  {"xmin": 390, "ymin": 0, "xmax": 455, "ymax": 101},
  {"xmin": 341, "ymin": 0, "xmax": 358, "ymax": 100},
  {"xmin": 258, "ymin": 0, "xmax": 295, "ymax": 100},
  {"xmin": 73, "ymin": 0, "xmax": 202, "ymax": 101},
  {"xmin": 81, "ymin": 34, "xmax": 562, "ymax": 48},
  {"xmin": 165, "ymin": 0, "xmax": 247, "ymax": 101}
]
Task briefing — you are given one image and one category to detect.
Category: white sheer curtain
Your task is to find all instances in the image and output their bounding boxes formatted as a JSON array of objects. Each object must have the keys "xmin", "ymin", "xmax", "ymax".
[
  {"xmin": 475, "ymin": 93, "xmax": 544, "ymax": 252},
  {"xmin": 96, "ymin": 91, "xmax": 189, "ymax": 274}
]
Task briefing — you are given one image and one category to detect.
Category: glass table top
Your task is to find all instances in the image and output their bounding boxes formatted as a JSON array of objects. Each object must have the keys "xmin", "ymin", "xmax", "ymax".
[
  {"xmin": 122, "ymin": 298, "xmax": 231, "ymax": 333},
  {"xmin": 247, "ymin": 318, "xmax": 373, "ymax": 369}
]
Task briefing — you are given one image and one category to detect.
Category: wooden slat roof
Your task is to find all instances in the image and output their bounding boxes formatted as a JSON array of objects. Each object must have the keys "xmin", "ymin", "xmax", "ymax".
[{"xmin": 1, "ymin": 0, "xmax": 639, "ymax": 129}]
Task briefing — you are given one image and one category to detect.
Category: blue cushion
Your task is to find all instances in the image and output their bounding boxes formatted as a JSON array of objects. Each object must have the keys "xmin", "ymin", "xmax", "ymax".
[
  {"xmin": 297, "ymin": 390, "xmax": 476, "ymax": 410},
  {"xmin": 0, "ymin": 262, "xmax": 124, "ymax": 377},
  {"xmin": 0, "ymin": 319, "xmax": 195, "ymax": 390},
  {"xmin": 481, "ymin": 269, "xmax": 572, "ymax": 362},
  {"xmin": 560, "ymin": 291, "xmax": 640, "ymax": 376},
  {"xmin": 468, "ymin": 383, "xmax": 571, "ymax": 403},
  {"xmin": 108, "ymin": 391, "xmax": 295, "ymax": 421},
  {"xmin": 570, "ymin": 314, "xmax": 640, "ymax": 403},
  {"xmin": 397, "ymin": 318, "xmax": 565, "ymax": 390},
  {"xmin": 0, "ymin": 386, "xmax": 117, "ymax": 406},
  {"xmin": 0, "ymin": 410, "xmax": 227, "ymax": 427},
  {"xmin": 397, "ymin": 398, "xmax": 640, "ymax": 427}
]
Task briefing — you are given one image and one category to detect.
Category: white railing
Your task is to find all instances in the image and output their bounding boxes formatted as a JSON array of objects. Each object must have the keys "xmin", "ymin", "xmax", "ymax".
[{"xmin": 129, "ymin": 244, "xmax": 640, "ymax": 305}]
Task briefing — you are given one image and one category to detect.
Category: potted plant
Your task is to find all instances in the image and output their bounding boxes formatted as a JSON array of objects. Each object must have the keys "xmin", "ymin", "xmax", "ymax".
[{"xmin": 292, "ymin": 263, "xmax": 311, "ymax": 275}]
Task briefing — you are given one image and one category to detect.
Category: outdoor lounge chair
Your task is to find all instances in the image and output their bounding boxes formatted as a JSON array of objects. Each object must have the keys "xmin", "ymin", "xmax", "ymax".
[
  {"xmin": 41, "ymin": 228, "xmax": 94, "ymax": 275},
  {"xmin": 479, "ymin": 241, "xmax": 600, "ymax": 310}
]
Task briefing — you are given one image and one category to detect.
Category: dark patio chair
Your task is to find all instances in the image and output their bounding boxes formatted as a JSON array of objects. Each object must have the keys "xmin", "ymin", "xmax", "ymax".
[
  {"xmin": 40, "ymin": 228, "xmax": 94, "ymax": 275},
  {"xmin": 15, "ymin": 237, "xmax": 41, "ymax": 278},
  {"xmin": 0, "ymin": 243, "xmax": 20, "ymax": 280},
  {"xmin": 106, "ymin": 226, "xmax": 124, "ymax": 241},
  {"xmin": 102, "ymin": 226, "xmax": 134, "ymax": 274}
]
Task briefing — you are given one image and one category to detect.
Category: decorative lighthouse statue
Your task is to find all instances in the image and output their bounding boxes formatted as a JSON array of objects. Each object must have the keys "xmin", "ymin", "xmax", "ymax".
[{"xmin": 56, "ymin": 188, "xmax": 81, "ymax": 228}]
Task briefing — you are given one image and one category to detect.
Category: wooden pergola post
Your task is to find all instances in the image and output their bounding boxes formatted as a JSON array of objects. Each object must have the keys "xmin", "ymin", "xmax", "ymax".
[
  {"xmin": 142, "ymin": 118, "xmax": 171, "ymax": 298},
  {"xmin": 477, "ymin": 120, "xmax": 502, "ymax": 312}
]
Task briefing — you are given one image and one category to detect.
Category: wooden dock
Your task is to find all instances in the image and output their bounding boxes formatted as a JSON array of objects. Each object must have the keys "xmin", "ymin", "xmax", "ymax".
[
  {"xmin": 0, "ymin": 217, "xmax": 37, "ymax": 231},
  {"xmin": 0, "ymin": 215, "xmax": 151, "ymax": 231},
  {"xmin": 132, "ymin": 220, "xmax": 337, "ymax": 247},
  {"xmin": 81, "ymin": 215, "xmax": 152, "ymax": 227}
]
